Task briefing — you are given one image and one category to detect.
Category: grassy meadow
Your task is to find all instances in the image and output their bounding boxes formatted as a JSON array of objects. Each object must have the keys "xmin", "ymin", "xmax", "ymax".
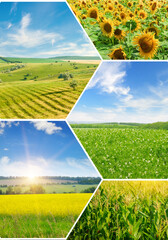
[
  {"xmin": 68, "ymin": 0, "xmax": 168, "ymax": 60},
  {"xmin": 0, "ymin": 193, "xmax": 91, "ymax": 238},
  {"xmin": 68, "ymin": 181, "xmax": 168, "ymax": 239},
  {"xmin": 72, "ymin": 123, "xmax": 168, "ymax": 179},
  {"xmin": 0, "ymin": 60, "xmax": 98, "ymax": 118}
]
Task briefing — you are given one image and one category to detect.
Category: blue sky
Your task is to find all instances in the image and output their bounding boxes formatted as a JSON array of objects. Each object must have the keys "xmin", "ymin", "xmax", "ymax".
[
  {"xmin": 0, "ymin": 2, "xmax": 98, "ymax": 58},
  {"xmin": 68, "ymin": 62, "xmax": 168, "ymax": 123},
  {"xmin": 0, "ymin": 121, "xmax": 99, "ymax": 177}
]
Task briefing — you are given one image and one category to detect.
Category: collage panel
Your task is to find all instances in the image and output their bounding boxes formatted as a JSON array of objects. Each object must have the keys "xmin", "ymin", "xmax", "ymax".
[
  {"xmin": 68, "ymin": 180, "xmax": 168, "ymax": 239},
  {"xmin": 0, "ymin": 120, "xmax": 101, "ymax": 238},
  {"xmin": 0, "ymin": 1, "xmax": 167, "ymax": 239},
  {"xmin": 68, "ymin": 0, "xmax": 168, "ymax": 60},
  {"xmin": 0, "ymin": 2, "xmax": 100, "ymax": 119},
  {"xmin": 68, "ymin": 61, "xmax": 168, "ymax": 179}
]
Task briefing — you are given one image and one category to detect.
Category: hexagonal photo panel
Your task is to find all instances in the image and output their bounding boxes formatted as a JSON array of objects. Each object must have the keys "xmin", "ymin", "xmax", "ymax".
[
  {"xmin": 67, "ymin": 0, "xmax": 168, "ymax": 60},
  {"xmin": 0, "ymin": 120, "xmax": 101, "ymax": 238},
  {"xmin": 68, "ymin": 180, "xmax": 168, "ymax": 239},
  {"xmin": 68, "ymin": 61, "xmax": 168, "ymax": 179},
  {"xmin": 0, "ymin": 2, "xmax": 100, "ymax": 119}
]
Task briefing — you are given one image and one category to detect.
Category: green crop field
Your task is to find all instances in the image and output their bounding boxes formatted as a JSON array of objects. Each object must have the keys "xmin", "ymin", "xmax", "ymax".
[
  {"xmin": 69, "ymin": 181, "xmax": 168, "ymax": 240},
  {"xmin": 0, "ymin": 62, "xmax": 97, "ymax": 118},
  {"xmin": 0, "ymin": 193, "xmax": 91, "ymax": 238},
  {"xmin": 0, "ymin": 184, "xmax": 97, "ymax": 194},
  {"xmin": 72, "ymin": 126, "xmax": 168, "ymax": 179}
]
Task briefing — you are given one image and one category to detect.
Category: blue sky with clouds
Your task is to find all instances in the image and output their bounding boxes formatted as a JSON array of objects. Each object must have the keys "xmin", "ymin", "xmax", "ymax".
[
  {"xmin": 68, "ymin": 62, "xmax": 168, "ymax": 123},
  {"xmin": 0, "ymin": 2, "xmax": 98, "ymax": 58},
  {"xmin": 0, "ymin": 121, "xmax": 99, "ymax": 177}
]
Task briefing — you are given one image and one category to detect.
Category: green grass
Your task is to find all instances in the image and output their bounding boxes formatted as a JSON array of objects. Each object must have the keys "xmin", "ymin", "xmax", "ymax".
[
  {"xmin": 0, "ymin": 193, "xmax": 91, "ymax": 238},
  {"xmin": 68, "ymin": 181, "xmax": 168, "ymax": 240},
  {"xmin": 1, "ymin": 56, "xmax": 100, "ymax": 63},
  {"xmin": 0, "ymin": 184, "xmax": 97, "ymax": 194},
  {"xmin": 72, "ymin": 127, "xmax": 168, "ymax": 179},
  {"xmin": 0, "ymin": 62, "xmax": 97, "ymax": 118},
  {"xmin": 0, "ymin": 214, "xmax": 72, "ymax": 238},
  {"xmin": 71, "ymin": 123, "xmax": 141, "ymax": 128}
]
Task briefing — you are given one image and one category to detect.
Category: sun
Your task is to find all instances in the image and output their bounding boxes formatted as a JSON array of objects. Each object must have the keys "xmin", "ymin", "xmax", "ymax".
[{"xmin": 28, "ymin": 175, "xmax": 35, "ymax": 179}]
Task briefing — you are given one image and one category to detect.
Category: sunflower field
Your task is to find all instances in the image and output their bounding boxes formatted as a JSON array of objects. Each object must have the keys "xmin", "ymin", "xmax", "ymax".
[{"xmin": 68, "ymin": 0, "xmax": 168, "ymax": 60}]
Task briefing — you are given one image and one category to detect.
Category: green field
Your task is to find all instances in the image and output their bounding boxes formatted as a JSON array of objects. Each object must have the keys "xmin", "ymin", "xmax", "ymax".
[
  {"xmin": 68, "ymin": 181, "xmax": 168, "ymax": 239},
  {"xmin": 72, "ymin": 125, "xmax": 168, "ymax": 179},
  {"xmin": 0, "ymin": 184, "xmax": 97, "ymax": 194},
  {"xmin": 0, "ymin": 56, "xmax": 100, "ymax": 63},
  {"xmin": 0, "ymin": 62, "xmax": 97, "ymax": 118},
  {"xmin": 0, "ymin": 193, "xmax": 91, "ymax": 238}
]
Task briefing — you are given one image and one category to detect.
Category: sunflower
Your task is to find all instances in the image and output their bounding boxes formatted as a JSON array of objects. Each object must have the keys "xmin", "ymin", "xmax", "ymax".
[
  {"xmin": 150, "ymin": 1, "xmax": 158, "ymax": 13},
  {"xmin": 133, "ymin": 32, "xmax": 159, "ymax": 59},
  {"xmin": 119, "ymin": 11, "xmax": 127, "ymax": 21},
  {"xmin": 127, "ymin": 2, "xmax": 133, "ymax": 7},
  {"xmin": 145, "ymin": 26, "xmax": 159, "ymax": 36},
  {"xmin": 106, "ymin": 3, "xmax": 114, "ymax": 11},
  {"xmin": 124, "ymin": 18, "xmax": 140, "ymax": 32},
  {"xmin": 88, "ymin": 7, "xmax": 99, "ymax": 20},
  {"xmin": 129, "ymin": 12, "xmax": 134, "ymax": 18},
  {"xmin": 114, "ymin": 28, "xmax": 125, "ymax": 40},
  {"xmin": 81, "ymin": 14, "xmax": 87, "ymax": 20},
  {"xmin": 70, "ymin": 5, "xmax": 80, "ymax": 18},
  {"xmin": 138, "ymin": 10, "xmax": 148, "ymax": 19},
  {"xmin": 108, "ymin": 47, "xmax": 126, "ymax": 60},
  {"xmin": 100, "ymin": 19, "xmax": 114, "ymax": 38}
]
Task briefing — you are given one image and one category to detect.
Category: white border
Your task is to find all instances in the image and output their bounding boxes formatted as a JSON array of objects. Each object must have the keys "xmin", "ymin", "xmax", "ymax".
[
  {"xmin": 66, "ymin": 61, "xmax": 103, "ymax": 120},
  {"xmin": 65, "ymin": 1, "xmax": 102, "ymax": 61},
  {"xmin": 66, "ymin": 178, "xmax": 103, "ymax": 239}
]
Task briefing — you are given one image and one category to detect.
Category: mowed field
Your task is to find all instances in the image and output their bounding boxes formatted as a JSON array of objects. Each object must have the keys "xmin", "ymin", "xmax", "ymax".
[
  {"xmin": 0, "ymin": 193, "xmax": 91, "ymax": 238},
  {"xmin": 0, "ymin": 62, "xmax": 97, "ymax": 118},
  {"xmin": 72, "ymin": 126, "xmax": 168, "ymax": 179},
  {"xmin": 69, "ymin": 181, "xmax": 168, "ymax": 239}
]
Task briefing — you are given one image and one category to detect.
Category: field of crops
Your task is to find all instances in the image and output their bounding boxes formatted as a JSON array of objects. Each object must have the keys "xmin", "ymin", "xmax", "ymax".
[
  {"xmin": 0, "ymin": 193, "xmax": 91, "ymax": 238},
  {"xmin": 0, "ymin": 184, "xmax": 97, "ymax": 194},
  {"xmin": 0, "ymin": 62, "xmax": 97, "ymax": 118},
  {"xmin": 73, "ymin": 127, "xmax": 168, "ymax": 179},
  {"xmin": 69, "ymin": 181, "xmax": 168, "ymax": 239},
  {"xmin": 68, "ymin": 0, "xmax": 168, "ymax": 60}
]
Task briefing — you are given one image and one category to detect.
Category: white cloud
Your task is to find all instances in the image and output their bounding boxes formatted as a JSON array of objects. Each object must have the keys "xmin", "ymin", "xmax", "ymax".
[
  {"xmin": 32, "ymin": 121, "xmax": 62, "ymax": 135},
  {"xmin": 40, "ymin": 42, "xmax": 98, "ymax": 57},
  {"xmin": 0, "ymin": 156, "xmax": 48, "ymax": 177},
  {"xmin": 68, "ymin": 108, "xmax": 168, "ymax": 124},
  {"xmin": 1, "ymin": 156, "xmax": 10, "ymax": 165},
  {"xmin": 51, "ymin": 39, "xmax": 55, "ymax": 46},
  {"xmin": 2, "ymin": 13, "xmax": 63, "ymax": 49},
  {"xmin": 7, "ymin": 23, "xmax": 12, "ymax": 29},
  {"xmin": 88, "ymin": 62, "xmax": 130, "ymax": 95},
  {"xmin": 4, "ymin": 148, "xmax": 8, "ymax": 151},
  {"xmin": 10, "ymin": 3, "xmax": 17, "ymax": 14}
]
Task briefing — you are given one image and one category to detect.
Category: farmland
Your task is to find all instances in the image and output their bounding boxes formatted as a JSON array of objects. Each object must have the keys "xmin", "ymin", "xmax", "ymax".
[
  {"xmin": 68, "ymin": 181, "xmax": 168, "ymax": 240},
  {"xmin": 68, "ymin": 0, "xmax": 168, "ymax": 60},
  {"xmin": 72, "ymin": 124, "xmax": 168, "ymax": 179},
  {"xmin": 0, "ymin": 176, "xmax": 99, "ymax": 194},
  {"xmin": 0, "ymin": 193, "xmax": 91, "ymax": 238},
  {"xmin": 0, "ymin": 61, "xmax": 98, "ymax": 118}
]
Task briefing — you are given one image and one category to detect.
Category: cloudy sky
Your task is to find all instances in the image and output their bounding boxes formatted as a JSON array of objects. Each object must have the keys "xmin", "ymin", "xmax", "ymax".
[
  {"xmin": 0, "ymin": 2, "xmax": 98, "ymax": 58},
  {"xmin": 68, "ymin": 62, "xmax": 168, "ymax": 123},
  {"xmin": 0, "ymin": 121, "xmax": 99, "ymax": 177}
]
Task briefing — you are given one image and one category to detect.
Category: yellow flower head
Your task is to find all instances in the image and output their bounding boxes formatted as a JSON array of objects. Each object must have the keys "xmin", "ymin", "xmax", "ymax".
[
  {"xmin": 138, "ymin": 10, "xmax": 148, "ymax": 20},
  {"xmin": 100, "ymin": 19, "xmax": 114, "ymax": 38},
  {"xmin": 109, "ymin": 46, "xmax": 127, "ymax": 60},
  {"xmin": 133, "ymin": 32, "xmax": 159, "ymax": 59},
  {"xmin": 88, "ymin": 7, "xmax": 99, "ymax": 20},
  {"xmin": 114, "ymin": 28, "xmax": 125, "ymax": 40}
]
